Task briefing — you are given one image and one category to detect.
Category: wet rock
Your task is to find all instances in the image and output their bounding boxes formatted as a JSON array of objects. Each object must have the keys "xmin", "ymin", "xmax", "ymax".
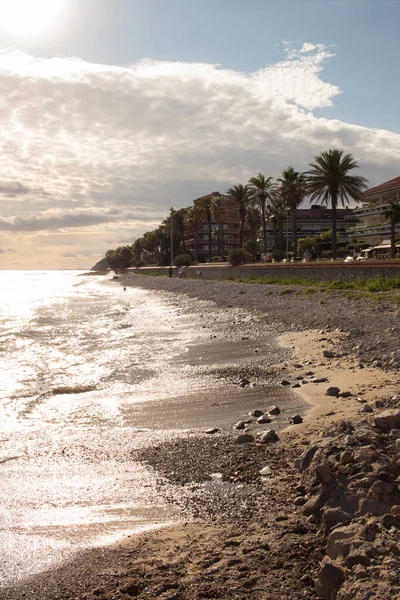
[
  {"xmin": 259, "ymin": 429, "xmax": 279, "ymax": 443},
  {"xmin": 280, "ymin": 380, "xmax": 291, "ymax": 386},
  {"xmin": 389, "ymin": 429, "xmax": 400, "ymax": 440},
  {"xmin": 234, "ymin": 421, "xmax": 246, "ymax": 430},
  {"xmin": 326, "ymin": 386, "xmax": 341, "ymax": 397},
  {"xmin": 235, "ymin": 433, "xmax": 255, "ymax": 444},
  {"xmin": 360, "ymin": 403, "xmax": 373, "ymax": 413},
  {"xmin": 290, "ymin": 414, "xmax": 303, "ymax": 425},
  {"xmin": 205, "ymin": 428, "xmax": 221, "ymax": 434},
  {"xmin": 238, "ymin": 377, "xmax": 250, "ymax": 388},
  {"xmin": 339, "ymin": 391, "xmax": 353, "ymax": 398},
  {"xmin": 268, "ymin": 405, "xmax": 281, "ymax": 415},
  {"xmin": 257, "ymin": 415, "xmax": 271, "ymax": 424},
  {"xmin": 312, "ymin": 377, "xmax": 329, "ymax": 384},
  {"xmin": 251, "ymin": 409, "xmax": 264, "ymax": 418}
]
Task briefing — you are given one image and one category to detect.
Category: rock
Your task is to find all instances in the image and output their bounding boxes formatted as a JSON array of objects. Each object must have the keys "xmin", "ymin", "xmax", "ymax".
[
  {"xmin": 307, "ymin": 514, "xmax": 317, "ymax": 524},
  {"xmin": 375, "ymin": 399, "xmax": 385, "ymax": 408},
  {"xmin": 260, "ymin": 466, "xmax": 272, "ymax": 476},
  {"xmin": 327, "ymin": 524, "xmax": 361, "ymax": 560},
  {"xmin": 280, "ymin": 380, "xmax": 291, "ymax": 386},
  {"xmin": 290, "ymin": 414, "xmax": 303, "ymax": 424},
  {"xmin": 268, "ymin": 405, "xmax": 281, "ymax": 415},
  {"xmin": 238, "ymin": 377, "xmax": 250, "ymax": 388},
  {"xmin": 315, "ymin": 557, "xmax": 346, "ymax": 600},
  {"xmin": 291, "ymin": 383, "xmax": 301, "ymax": 388},
  {"xmin": 323, "ymin": 350, "xmax": 335, "ymax": 358},
  {"xmin": 205, "ymin": 428, "xmax": 220, "ymax": 434},
  {"xmin": 326, "ymin": 386, "xmax": 340, "ymax": 397},
  {"xmin": 235, "ymin": 433, "xmax": 255, "ymax": 444},
  {"xmin": 389, "ymin": 428, "xmax": 400, "ymax": 440},
  {"xmin": 353, "ymin": 564, "xmax": 368, "ymax": 579},
  {"xmin": 391, "ymin": 505, "xmax": 400, "ymax": 518},
  {"xmin": 396, "ymin": 439, "xmax": 400, "ymax": 453},
  {"xmin": 259, "ymin": 429, "xmax": 279, "ymax": 443},
  {"xmin": 312, "ymin": 377, "xmax": 329, "ymax": 383},
  {"xmin": 316, "ymin": 464, "xmax": 333, "ymax": 484},
  {"xmin": 322, "ymin": 508, "xmax": 351, "ymax": 529},
  {"xmin": 344, "ymin": 435, "xmax": 357, "ymax": 445},
  {"xmin": 345, "ymin": 549, "xmax": 370, "ymax": 568},
  {"xmin": 381, "ymin": 513, "xmax": 396, "ymax": 529},
  {"xmin": 251, "ymin": 409, "xmax": 264, "ymax": 418},
  {"xmin": 353, "ymin": 447, "xmax": 378, "ymax": 464},
  {"xmin": 234, "ymin": 421, "xmax": 246, "ymax": 430},
  {"xmin": 361, "ymin": 403, "xmax": 373, "ymax": 413},
  {"xmin": 340, "ymin": 451, "xmax": 353, "ymax": 465},
  {"xmin": 339, "ymin": 391, "xmax": 353, "ymax": 398},
  {"xmin": 294, "ymin": 496, "xmax": 307, "ymax": 506},
  {"xmin": 302, "ymin": 492, "xmax": 326, "ymax": 517},
  {"xmin": 295, "ymin": 484, "xmax": 306, "ymax": 496},
  {"xmin": 257, "ymin": 415, "xmax": 271, "ymax": 424},
  {"xmin": 374, "ymin": 410, "xmax": 400, "ymax": 432}
]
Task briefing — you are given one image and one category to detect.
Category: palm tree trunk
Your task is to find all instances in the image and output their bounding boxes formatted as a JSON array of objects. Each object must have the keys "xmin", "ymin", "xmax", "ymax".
[
  {"xmin": 291, "ymin": 209, "xmax": 298, "ymax": 259},
  {"xmin": 331, "ymin": 197, "xmax": 338, "ymax": 260},
  {"xmin": 278, "ymin": 219, "xmax": 284, "ymax": 251},
  {"xmin": 239, "ymin": 215, "xmax": 245, "ymax": 248},
  {"xmin": 261, "ymin": 200, "xmax": 267, "ymax": 255},
  {"xmin": 208, "ymin": 219, "xmax": 212, "ymax": 262},
  {"xmin": 390, "ymin": 218, "xmax": 396, "ymax": 259}
]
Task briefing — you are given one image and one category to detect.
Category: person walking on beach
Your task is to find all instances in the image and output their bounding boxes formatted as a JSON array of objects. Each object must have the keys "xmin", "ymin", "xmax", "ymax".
[{"xmin": 196, "ymin": 267, "xmax": 203, "ymax": 277}]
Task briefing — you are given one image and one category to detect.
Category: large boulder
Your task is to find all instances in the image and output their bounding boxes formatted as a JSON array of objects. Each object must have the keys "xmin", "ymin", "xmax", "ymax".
[
  {"xmin": 374, "ymin": 410, "xmax": 400, "ymax": 432},
  {"xmin": 315, "ymin": 557, "xmax": 346, "ymax": 600}
]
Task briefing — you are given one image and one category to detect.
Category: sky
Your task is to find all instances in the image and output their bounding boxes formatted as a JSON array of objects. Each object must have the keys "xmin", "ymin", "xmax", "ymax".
[{"xmin": 0, "ymin": 0, "xmax": 399, "ymax": 269}]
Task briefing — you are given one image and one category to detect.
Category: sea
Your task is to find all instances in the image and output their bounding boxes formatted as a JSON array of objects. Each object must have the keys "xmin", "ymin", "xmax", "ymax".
[{"xmin": 0, "ymin": 270, "xmax": 291, "ymax": 589}]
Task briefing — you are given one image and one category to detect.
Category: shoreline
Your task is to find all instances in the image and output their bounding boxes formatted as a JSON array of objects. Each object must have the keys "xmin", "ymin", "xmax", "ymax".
[{"xmin": 3, "ymin": 274, "xmax": 400, "ymax": 600}]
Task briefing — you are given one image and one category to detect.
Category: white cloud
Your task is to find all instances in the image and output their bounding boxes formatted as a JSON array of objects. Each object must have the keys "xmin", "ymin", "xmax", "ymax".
[{"xmin": 0, "ymin": 43, "xmax": 399, "ymax": 268}]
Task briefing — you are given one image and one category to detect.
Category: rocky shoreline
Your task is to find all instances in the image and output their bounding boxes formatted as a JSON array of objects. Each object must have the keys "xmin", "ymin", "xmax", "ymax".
[{"xmin": 3, "ymin": 274, "xmax": 400, "ymax": 600}]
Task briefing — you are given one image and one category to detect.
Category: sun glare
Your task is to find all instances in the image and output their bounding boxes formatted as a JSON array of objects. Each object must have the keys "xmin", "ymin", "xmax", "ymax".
[{"xmin": 0, "ymin": 0, "xmax": 63, "ymax": 36}]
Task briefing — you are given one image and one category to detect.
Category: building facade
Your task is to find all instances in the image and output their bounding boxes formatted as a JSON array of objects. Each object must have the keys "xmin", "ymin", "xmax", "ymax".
[{"xmin": 348, "ymin": 176, "xmax": 400, "ymax": 246}]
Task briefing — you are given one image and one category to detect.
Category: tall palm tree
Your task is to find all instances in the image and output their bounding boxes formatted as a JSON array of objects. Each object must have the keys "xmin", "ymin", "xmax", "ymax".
[
  {"xmin": 248, "ymin": 174, "xmax": 277, "ymax": 255},
  {"xmin": 246, "ymin": 206, "xmax": 262, "ymax": 261},
  {"xmin": 305, "ymin": 149, "xmax": 368, "ymax": 259},
  {"xmin": 226, "ymin": 184, "xmax": 251, "ymax": 248},
  {"xmin": 268, "ymin": 195, "xmax": 288, "ymax": 253},
  {"xmin": 278, "ymin": 167, "xmax": 307, "ymax": 259},
  {"xmin": 185, "ymin": 204, "xmax": 204, "ymax": 264},
  {"xmin": 383, "ymin": 201, "xmax": 400, "ymax": 259},
  {"xmin": 212, "ymin": 195, "xmax": 230, "ymax": 256},
  {"xmin": 197, "ymin": 195, "xmax": 214, "ymax": 262}
]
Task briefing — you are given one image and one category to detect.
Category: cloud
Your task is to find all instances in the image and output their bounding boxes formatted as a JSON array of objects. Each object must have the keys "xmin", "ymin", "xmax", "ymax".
[
  {"xmin": 61, "ymin": 252, "xmax": 85, "ymax": 259},
  {"xmin": 0, "ymin": 42, "xmax": 398, "ymax": 267}
]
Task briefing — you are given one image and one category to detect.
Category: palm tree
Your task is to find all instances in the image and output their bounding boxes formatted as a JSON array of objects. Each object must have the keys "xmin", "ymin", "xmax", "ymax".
[
  {"xmin": 268, "ymin": 195, "xmax": 288, "ymax": 253},
  {"xmin": 226, "ymin": 184, "xmax": 251, "ymax": 248},
  {"xmin": 305, "ymin": 149, "xmax": 368, "ymax": 259},
  {"xmin": 185, "ymin": 204, "xmax": 204, "ymax": 264},
  {"xmin": 197, "ymin": 195, "xmax": 214, "ymax": 262},
  {"xmin": 383, "ymin": 202, "xmax": 400, "ymax": 259},
  {"xmin": 212, "ymin": 195, "xmax": 230, "ymax": 256},
  {"xmin": 278, "ymin": 167, "xmax": 307, "ymax": 260},
  {"xmin": 248, "ymin": 174, "xmax": 277, "ymax": 255},
  {"xmin": 246, "ymin": 206, "xmax": 262, "ymax": 261}
]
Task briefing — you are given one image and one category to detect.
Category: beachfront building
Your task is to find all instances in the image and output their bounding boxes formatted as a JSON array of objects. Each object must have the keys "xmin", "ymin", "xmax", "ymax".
[
  {"xmin": 263, "ymin": 205, "xmax": 359, "ymax": 251},
  {"xmin": 185, "ymin": 191, "xmax": 251, "ymax": 261},
  {"xmin": 347, "ymin": 176, "xmax": 400, "ymax": 252}
]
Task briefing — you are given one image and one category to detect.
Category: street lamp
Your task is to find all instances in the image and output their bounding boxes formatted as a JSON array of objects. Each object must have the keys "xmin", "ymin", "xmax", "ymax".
[{"xmin": 170, "ymin": 207, "xmax": 174, "ymax": 267}]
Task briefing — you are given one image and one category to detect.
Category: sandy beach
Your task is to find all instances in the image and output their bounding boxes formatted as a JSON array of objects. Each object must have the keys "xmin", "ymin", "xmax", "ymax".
[{"xmin": 3, "ymin": 274, "xmax": 400, "ymax": 600}]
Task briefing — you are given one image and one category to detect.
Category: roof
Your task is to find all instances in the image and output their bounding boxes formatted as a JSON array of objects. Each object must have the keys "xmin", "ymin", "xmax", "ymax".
[{"xmin": 364, "ymin": 176, "xmax": 400, "ymax": 197}]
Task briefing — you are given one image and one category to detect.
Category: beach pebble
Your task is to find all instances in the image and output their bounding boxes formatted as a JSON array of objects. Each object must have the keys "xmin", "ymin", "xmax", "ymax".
[
  {"xmin": 257, "ymin": 415, "xmax": 271, "ymax": 424},
  {"xmin": 323, "ymin": 350, "xmax": 335, "ymax": 359},
  {"xmin": 205, "ymin": 428, "xmax": 220, "ymax": 435},
  {"xmin": 259, "ymin": 429, "xmax": 279, "ymax": 444},
  {"xmin": 268, "ymin": 405, "xmax": 281, "ymax": 415},
  {"xmin": 234, "ymin": 421, "xmax": 246, "ymax": 430},
  {"xmin": 290, "ymin": 414, "xmax": 303, "ymax": 425},
  {"xmin": 294, "ymin": 496, "xmax": 307, "ymax": 506},
  {"xmin": 326, "ymin": 386, "xmax": 341, "ymax": 397},
  {"xmin": 260, "ymin": 466, "xmax": 272, "ymax": 476},
  {"xmin": 251, "ymin": 409, "xmax": 264, "ymax": 418}
]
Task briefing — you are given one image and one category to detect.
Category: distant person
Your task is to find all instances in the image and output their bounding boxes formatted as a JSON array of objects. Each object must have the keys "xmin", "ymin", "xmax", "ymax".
[
  {"xmin": 196, "ymin": 267, "xmax": 203, "ymax": 277},
  {"xmin": 168, "ymin": 266, "xmax": 173, "ymax": 277},
  {"xmin": 123, "ymin": 287, "xmax": 127, "ymax": 291},
  {"xmin": 311, "ymin": 247, "xmax": 317, "ymax": 260}
]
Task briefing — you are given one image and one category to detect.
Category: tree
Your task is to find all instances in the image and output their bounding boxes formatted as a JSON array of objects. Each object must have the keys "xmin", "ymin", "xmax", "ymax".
[
  {"xmin": 383, "ymin": 202, "xmax": 400, "ymax": 259},
  {"xmin": 226, "ymin": 184, "xmax": 251, "ymax": 248},
  {"xmin": 245, "ymin": 206, "xmax": 262, "ymax": 261},
  {"xmin": 268, "ymin": 194, "xmax": 288, "ymax": 253},
  {"xmin": 305, "ymin": 149, "xmax": 368, "ymax": 259},
  {"xmin": 212, "ymin": 195, "xmax": 230, "ymax": 256},
  {"xmin": 185, "ymin": 204, "xmax": 204, "ymax": 264},
  {"xmin": 278, "ymin": 167, "xmax": 307, "ymax": 260},
  {"xmin": 248, "ymin": 174, "xmax": 277, "ymax": 255},
  {"xmin": 197, "ymin": 195, "xmax": 214, "ymax": 262}
]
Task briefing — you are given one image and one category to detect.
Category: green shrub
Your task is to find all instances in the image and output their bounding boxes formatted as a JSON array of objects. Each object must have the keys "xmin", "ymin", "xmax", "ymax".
[
  {"xmin": 174, "ymin": 254, "xmax": 192, "ymax": 267},
  {"xmin": 228, "ymin": 248, "xmax": 252, "ymax": 265},
  {"xmin": 134, "ymin": 259, "xmax": 145, "ymax": 268}
]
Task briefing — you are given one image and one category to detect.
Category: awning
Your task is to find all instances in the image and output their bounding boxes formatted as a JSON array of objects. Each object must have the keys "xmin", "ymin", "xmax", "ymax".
[{"xmin": 372, "ymin": 242, "xmax": 400, "ymax": 250}]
